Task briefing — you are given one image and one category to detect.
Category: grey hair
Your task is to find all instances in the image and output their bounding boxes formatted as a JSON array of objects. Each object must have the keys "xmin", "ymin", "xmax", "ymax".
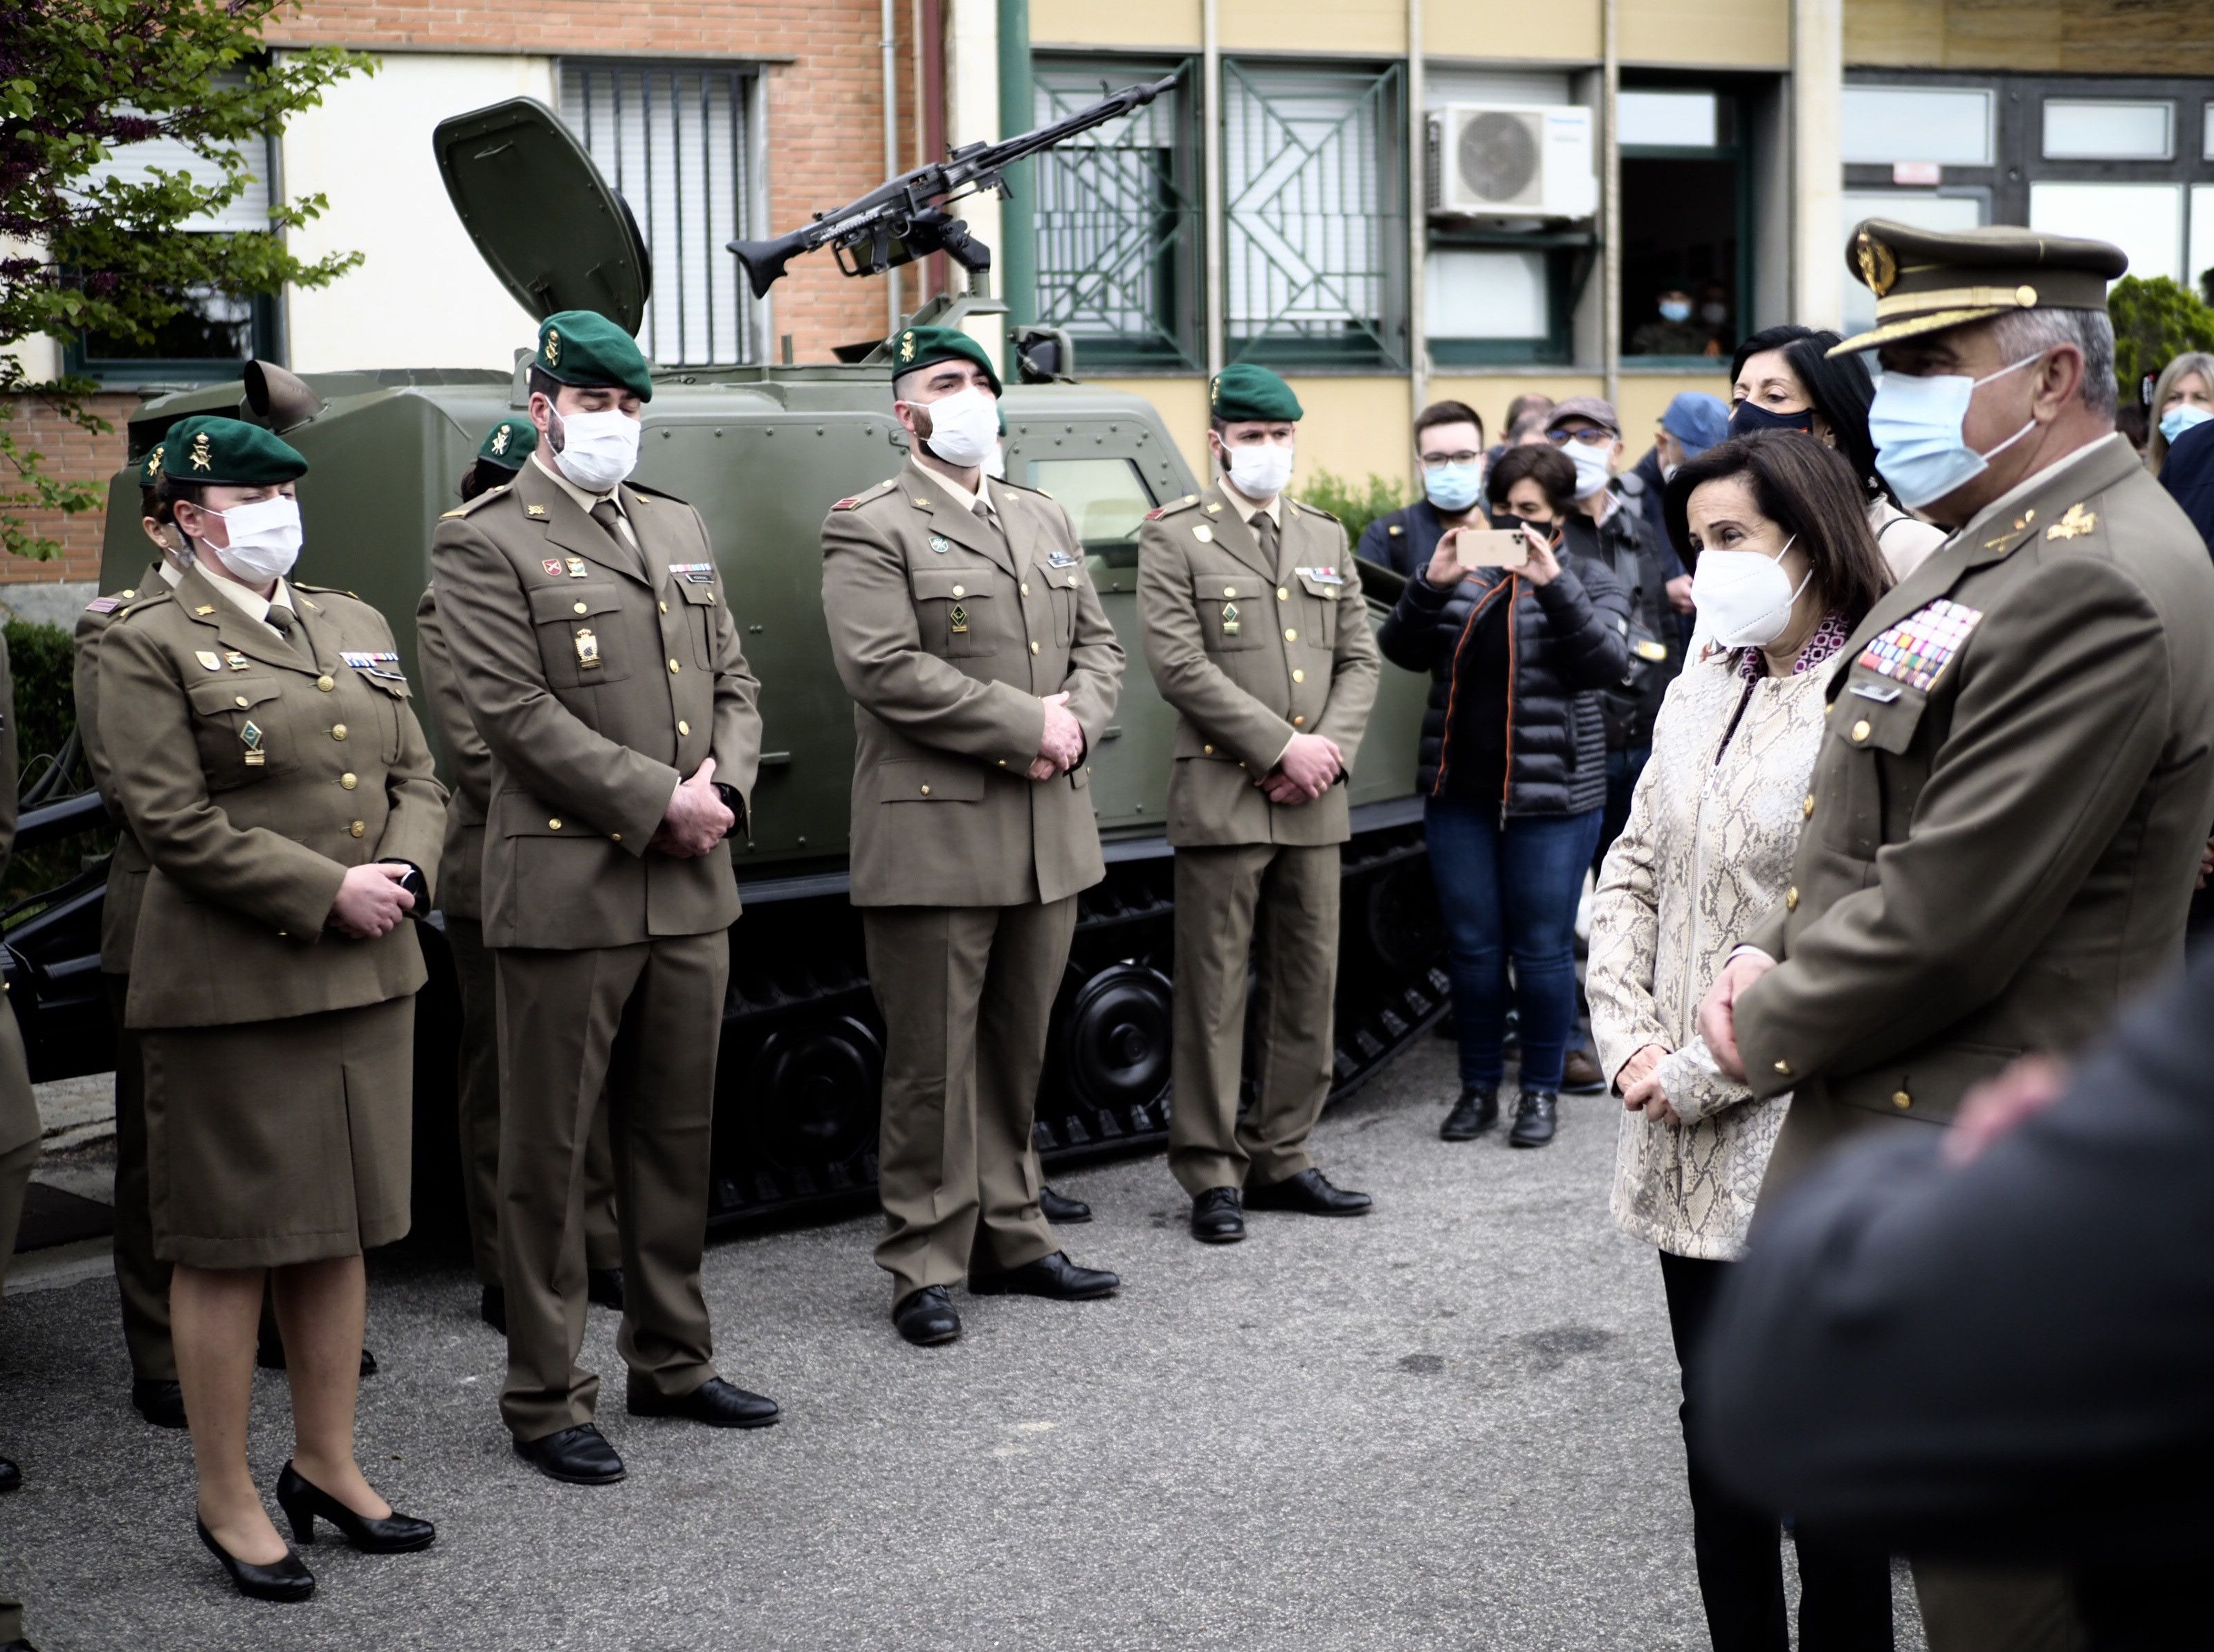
[{"xmin": 1986, "ymin": 306, "xmax": 2116, "ymax": 421}]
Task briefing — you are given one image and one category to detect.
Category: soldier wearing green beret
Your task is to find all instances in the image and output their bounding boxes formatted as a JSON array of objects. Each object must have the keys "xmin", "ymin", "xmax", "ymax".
[
  {"xmin": 820, "ymin": 322, "xmax": 1127, "ymax": 1346},
  {"xmin": 432, "ymin": 311, "xmax": 777, "ymax": 1483},
  {"xmin": 1137, "ymin": 363, "xmax": 1381, "ymax": 1244},
  {"xmin": 98, "ymin": 414, "xmax": 446, "ymax": 1596},
  {"xmin": 417, "ymin": 416, "xmax": 624, "ymax": 1337},
  {"xmin": 1700, "ymin": 224, "xmax": 2214, "ymax": 1651}
]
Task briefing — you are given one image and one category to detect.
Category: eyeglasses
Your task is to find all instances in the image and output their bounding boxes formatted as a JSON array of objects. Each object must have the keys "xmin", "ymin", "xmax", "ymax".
[
  {"xmin": 1418, "ymin": 450, "xmax": 1483, "ymax": 469},
  {"xmin": 1545, "ymin": 426, "xmax": 1614, "ymax": 448}
]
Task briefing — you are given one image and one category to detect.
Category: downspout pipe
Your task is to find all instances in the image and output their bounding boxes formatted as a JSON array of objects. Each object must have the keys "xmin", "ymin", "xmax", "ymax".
[
  {"xmin": 1202, "ymin": 0, "xmax": 1223, "ymax": 381},
  {"xmin": 884, "ymin": 0, "xmax": 902, "ymax": 332},
  {"xmin": 1602, "ymin": 0, "xmax": 1621, "ymax": 411},
  {"xmin": 996, "ymin": 0, "xmax": 1036, "ymax": 362}
]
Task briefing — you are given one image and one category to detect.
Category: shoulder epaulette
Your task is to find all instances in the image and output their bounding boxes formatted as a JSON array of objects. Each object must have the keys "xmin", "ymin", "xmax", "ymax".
[
  {"xmin": 625, "ymin": 479, "xmax": 683, "ymax": 504},
  {"xmin": 113, "ymin": 591, "xmax": 174, "ymax": 623},
  {"xmin": 441, "ymin": 486, "xmax": 510, "ymax": 520},
  {"xmin": 1294, "ymin": 499, "xmax": 1340, "ymax": 522},
  {"xmin": 1143, "ymin": 493, "xmax": 1202, "ymax": 522},
  {"xmin": 832, "ymin": 478, "xmax": 902, "ymax": 512}
]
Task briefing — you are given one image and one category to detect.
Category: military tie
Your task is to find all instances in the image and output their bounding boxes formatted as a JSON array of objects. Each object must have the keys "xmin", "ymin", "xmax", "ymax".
[
  {"xmin": 264, "ymin": 600, "xmax": 311, "ymax": 663},
  {"xmin": 1252, "ymin": 508, "xmax": 1280, "ymax": 567},
  {"xmin": 590, "ymin": 499, "xmax": 626, "ymax": 544}
]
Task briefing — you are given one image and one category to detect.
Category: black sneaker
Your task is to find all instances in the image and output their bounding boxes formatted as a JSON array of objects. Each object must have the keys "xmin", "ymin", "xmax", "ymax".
[
  {"xmin": 1440, "ymin": 1086, "xmax": 1499, "ymax": 1141},
  {"xmin": 1509, "ymin": 1090, "xmax": 1558, "ymax": 1148}
]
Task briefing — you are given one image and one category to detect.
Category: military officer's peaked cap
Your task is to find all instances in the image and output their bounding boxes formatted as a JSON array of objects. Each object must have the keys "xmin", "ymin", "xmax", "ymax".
[
  {"xmin": 1831, "ymin": 219, "xmax": 2130, "ymax": 356},
  {"xmin": 535, "ymin": 309, "xmax": 654, "ymax": 401},
  {"xmin": 1209, "ymin": 363, "xmax": 1303, "ymax": 423},
  {"xmin": 890, "ymin": 324, "xmax": 1003, "ymax": 396},
  {"xmin": 158, "ymin": 414, "xmax": 308, "ymax": 486},
  {"xmin": 476, "ymin": 415, "xmax": 538, "ymax": 471}
]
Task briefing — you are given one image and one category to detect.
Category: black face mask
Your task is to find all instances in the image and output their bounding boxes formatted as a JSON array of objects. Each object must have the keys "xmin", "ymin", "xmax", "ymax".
[{"xmin": 1729, "ymin": 400, "xmax": 1816, "ymax": 439}]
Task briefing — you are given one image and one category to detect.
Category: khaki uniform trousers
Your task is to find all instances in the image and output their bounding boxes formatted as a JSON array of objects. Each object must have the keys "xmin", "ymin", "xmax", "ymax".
[
  {"xmin": 863, "ymin": 898, "xmax": 1073, "ymax": 1300},
  {"xmin": 103, "ymin": 974, "xmax": 171, "ymax": 1380},
  {"xmin": 1914, "ymin": 1561, "xmax": 2086, "ymax": 1652},
  {"xmin": 448, "ymin": 918, "xmax": 620, "ymax": 1290},
  {"xmin": 2, "ymin": 1000, "xmax": 36, "ymax": 1649},
  {"xmin": 494, "ymin": 930, "xmax": 727, "ymax": 1443},
  {"xmin": 1169, "ymin": 842, "xmax": 1340, "ymax": 1197}
]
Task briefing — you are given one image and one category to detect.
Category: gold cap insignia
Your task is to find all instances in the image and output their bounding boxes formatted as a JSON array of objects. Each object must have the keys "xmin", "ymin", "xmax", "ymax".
[
  {"xmin": 1854, "ymin": 230, "xmax": 1897, "ymax": 299},
  {"xmin": 543, "ymin": 327, "xmax": 560, "ymax": 365},
  {"xmin": 147, "ymin": 444, "xmax": 164, "ymax": 477},
  {"xmin": 899, "ymin": 330, "xmax": 915, "ymax": 362},
  {"xmin": 190, "ymin": 432, "xmax": 212, "ymax": 471},
  {"xmin": 1208, "ymin": 374, "xmax": 1220, "ymax": 407},
  {"xmin": 491, "ymin": 425, "xmax": 510, "ymax": 455}
]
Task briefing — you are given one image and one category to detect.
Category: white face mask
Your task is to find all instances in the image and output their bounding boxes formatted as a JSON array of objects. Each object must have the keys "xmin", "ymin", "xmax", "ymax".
[
  {"xmin": 1225, "ymin": 439, "xmax": 1295, "ymax": 502},
  {"xmin": 1566, "ymin": 440, "xmax": 1614, "ymax": 500},
  {"xmin": 1691, "ymin": 533, "xmax": 1809, "ymax": 650},
  {"xmin": 550, "ymin": 407, "xmax": 642, "ymax": 493},
  {"xmin": 202, "ymin": 494, "xmax": 302, "ymax": 583},
  {"xmin": 915, "ymin": 385, "xmax": 1000, "ymax": 470}
]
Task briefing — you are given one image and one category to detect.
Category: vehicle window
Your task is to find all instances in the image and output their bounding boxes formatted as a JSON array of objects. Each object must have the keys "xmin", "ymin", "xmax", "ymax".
[{"xmin": 1027, "ymin": 457, "xmax": 1158, "ymax": 550}]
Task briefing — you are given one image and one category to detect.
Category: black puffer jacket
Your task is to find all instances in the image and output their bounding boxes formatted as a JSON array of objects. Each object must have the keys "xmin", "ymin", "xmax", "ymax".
[{"xmin": 1376, "ymin": 552, "xmax": 1632, "ymax": 817}]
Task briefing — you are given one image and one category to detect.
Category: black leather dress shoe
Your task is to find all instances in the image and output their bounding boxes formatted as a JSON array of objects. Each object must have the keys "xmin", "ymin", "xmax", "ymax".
[
  {"xmin": 480, "ymin": 1284, "xmax": 506, "ymax": 1334},
  {"xmin": 1190, "ymin": 1186, "xmax": 1245, "ymax": 1244},
  {"xmin": 1509, "ymin": 1090, "xmax": 1559, "ymax": 1148},
  {"xmin": 0, "ymin": 1456, "xmax": 19, "ymax": 1494},
  {"xmin": 587, "ymin": 1267, "xmax": 626, "ymax": 1311},
  {"xmin": 1039, "ymin": 1184, "xmax": 1092, "ymax": 1224},
  {"xmin": 628, "ymin": 1377, "xmax": 780, "ymax": 1429},
  {"xmin": 1440, "ymin": 1086, "xmax": 1499, "ymax": 1141},
  {"xmin": 969, "ymin": 1251, "xmax": 1120, "ymax": 1300},
  {"xmin": 132, "ymin": 1377, "xmax": 187, "ymax": 1429},
  {"xmin": 275, "ymin": 1461, "xmax": 436, "ymax": 1553},
  {"xmin": 1244, "ymin": 1167, "xmax": 1373, "ymax": 1216},
  {"xmin": 515, "ymin": 1423, "xmax": 625, "ymax": 1485},
  {"xmin": 1561, "ymin": 1048, "xmax": 1608, "ymax": 1094},
  {"xmin": 197, "ymin": 1518, "xmax": 314, "ymax": 1601},
  {"xmin": 893, "ymin": 1285, "xmax": 961, "ymax": 1346}
]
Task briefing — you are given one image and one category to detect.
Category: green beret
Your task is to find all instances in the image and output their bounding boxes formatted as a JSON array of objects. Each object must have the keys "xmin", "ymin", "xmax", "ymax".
[
  {"xmin": 477, "ymin": 416, "xmax": 538, "ymax": 470},
  {"xmin": 1210, "ymin": 363, "xmax": 1303, "ymax": 423},
  {"xmin": 891, "ymin": 324, "xmax": 1003, "ymax": 396},
  {"xmin": 159, "ymin": 415, "xmax": 308, "ymax": 486},
  {"xmin": 1832, "ymin": 219, "xmax": 2131, "ymax": 356},
  {"xmin": 138, "ymin": 441, "xmax": 170, "ymax": 488},
  {"xmin": 536, "ymin": 309, "xmax": 654, "ymax": 401}
]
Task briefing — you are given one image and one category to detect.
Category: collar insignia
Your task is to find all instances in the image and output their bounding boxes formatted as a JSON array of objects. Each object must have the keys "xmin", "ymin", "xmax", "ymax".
[{"xmin": 2045, "ymin": 502, "xmax": 2098, "ymax": 541}]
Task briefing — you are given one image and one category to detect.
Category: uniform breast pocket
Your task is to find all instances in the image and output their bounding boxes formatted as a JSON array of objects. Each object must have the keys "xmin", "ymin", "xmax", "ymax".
[
  {"xmin": 674, "ymin": 578, "xmax": 720, "ymax": 668},
  {"xmin": 186, "ymin": 676, "xmax": 291, "ymax": 789},
  {"xmin": 1192, "ymin": 573, "xmax": 1261, "ymax": 652},
  {"xmin": 1295, "ymin": 571, "xmax": 1343, "ymax": 650},
  {"xmin": 912, "ymin": 568, "xmax": 998, "ymax": 659},
  {"xmin": 356, "ymin": 671, "xmax": 412, "ymax": 764},
  {"xmin": 1831, "ymin": 670, "xmax": 1932, "ymax": 856},
  {"xmin": 1036, "ymin": 560, "xmax": 1082, "ymax": 648},
  {"xmin": 530, "ymin": 584, "xmax": 632, "ymax": 688}
]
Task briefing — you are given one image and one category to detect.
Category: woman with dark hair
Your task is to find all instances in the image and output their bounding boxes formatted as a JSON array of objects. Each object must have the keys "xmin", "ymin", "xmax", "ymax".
[
  {"xmin": 1588, "ymin": 430, "xmax": 1894, "ymax": 1652},
  {"xmin": 1378, "ymin": 442, "xmax": 1631, "ymax": 1149},
  {"xmin": 457, "ymin": 415, "xmax": 537, "ymax": 501},
  {"xmin": 1728, "ymin": 322, "xmax": 1947, "ymax": 580}
]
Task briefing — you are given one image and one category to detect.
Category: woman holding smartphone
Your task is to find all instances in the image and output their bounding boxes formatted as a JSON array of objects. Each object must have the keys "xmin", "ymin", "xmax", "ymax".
[{"xmin": 1377, "ymin": 443, "xmax": 1630, "ymax": 1148}]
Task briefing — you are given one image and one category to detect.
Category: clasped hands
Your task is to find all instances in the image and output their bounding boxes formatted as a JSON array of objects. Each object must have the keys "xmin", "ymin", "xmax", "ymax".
[
  {"xmin": 654, "ymin": 755, "xmax": 735, "ymax": 857},
  {"xmin": 1024, "ymin": 691, "xmax": 1084, "ymax": 782},
  {"xmin": 1616, "ymin": 1042, "xmax": 1681, "ymax": 1126},
  {"xmin": 1259, "ymin": 731, "xmax": 1343, "ymax": 805}
]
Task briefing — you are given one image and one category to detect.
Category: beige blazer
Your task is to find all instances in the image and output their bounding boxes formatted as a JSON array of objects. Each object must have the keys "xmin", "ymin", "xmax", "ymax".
[{"xmin": 73, "ymin": 560, "xmax": 165, "ymax": 972}]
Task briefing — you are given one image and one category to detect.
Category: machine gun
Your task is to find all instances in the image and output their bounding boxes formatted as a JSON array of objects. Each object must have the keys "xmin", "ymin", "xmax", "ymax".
[{"xmin": 727, "ymin": 73, "xmax": 1176, "ymax": 300}]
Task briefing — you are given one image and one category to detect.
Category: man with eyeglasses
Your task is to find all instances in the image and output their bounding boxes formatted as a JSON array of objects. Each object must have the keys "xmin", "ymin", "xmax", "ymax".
[{"xmin": 1356, "ymin": 400, "xmax": 1489, "ymax": 580}]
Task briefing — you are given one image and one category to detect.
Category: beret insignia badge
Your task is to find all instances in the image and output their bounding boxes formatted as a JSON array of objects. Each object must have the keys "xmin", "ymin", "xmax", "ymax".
[
  {"xmin": 899, "ymin": 331, "xmax": 915, "ymax": 362},
  {"xmin": 147, "ymin": 444, "xmax": 164, "ymax": 477},
  {"xmin": 544, "ymin": 327, "xmax": 560, "ymax": 365},
  {"xmin": 1855, "ymin": 230, "xmax": 1897, "ymax": 298},
  {"xmin": 190, "ymin": 432, "xmax": 212, "ymax": 471},
  {"xmin": 491, "ymin": 425, "xmax": 510, "ymax": 455}
]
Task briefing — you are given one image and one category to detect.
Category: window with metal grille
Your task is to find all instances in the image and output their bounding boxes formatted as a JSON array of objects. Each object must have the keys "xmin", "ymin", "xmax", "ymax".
[
  {"xmin": 1222, "ymin": 61, "xmax": 1407, "ymax": 369},
  {"xmin": 1030, "ymin": 59, "xmax": 1202, "ymax": 371},
  {"xmin": 560, "ymin": 61, "xmax": 753, "ymax": 365}
]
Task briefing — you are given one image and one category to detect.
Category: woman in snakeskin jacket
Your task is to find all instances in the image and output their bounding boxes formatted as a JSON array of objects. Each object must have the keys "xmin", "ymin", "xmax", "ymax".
[{"xmin": 1586, "ymin": 432, "xmax": 1894, "ymax": 1650}]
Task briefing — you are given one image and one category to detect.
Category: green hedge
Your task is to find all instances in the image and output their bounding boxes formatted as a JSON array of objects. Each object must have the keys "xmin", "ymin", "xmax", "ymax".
[
  {"xmin": 3, "ymin": 616, "xmax": 102, "ymax": 909},
  {"xmin": 1296, "ymin": 468, "xmax": 1409, "ymax": 545}
]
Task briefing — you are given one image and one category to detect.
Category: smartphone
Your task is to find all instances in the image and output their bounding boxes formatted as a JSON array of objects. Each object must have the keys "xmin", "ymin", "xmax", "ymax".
[{"xmin": 1452, "ymin": 529, "xmax": 1532, "ymax": 570}]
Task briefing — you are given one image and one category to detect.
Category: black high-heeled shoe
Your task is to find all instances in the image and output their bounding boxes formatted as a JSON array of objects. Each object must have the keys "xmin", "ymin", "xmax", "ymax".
[
  {"xmin": 275, "ymin": 1461, "xmax": 436, "ymax": 1554},
  {"xmin": 196, "ymin": 1517, "xmax": 315, "ymax": 1601}
]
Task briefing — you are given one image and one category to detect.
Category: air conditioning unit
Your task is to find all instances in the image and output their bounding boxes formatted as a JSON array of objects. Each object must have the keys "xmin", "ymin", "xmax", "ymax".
[{"xmin": 1427, "ymin": 104, "xmax": 1598, "ymax": 221}]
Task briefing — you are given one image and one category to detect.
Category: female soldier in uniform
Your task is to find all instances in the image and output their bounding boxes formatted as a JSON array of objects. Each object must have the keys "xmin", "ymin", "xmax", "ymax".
[{"xmin": 100, "ymin": 416, "xmax": 446, "ymax": 1600}]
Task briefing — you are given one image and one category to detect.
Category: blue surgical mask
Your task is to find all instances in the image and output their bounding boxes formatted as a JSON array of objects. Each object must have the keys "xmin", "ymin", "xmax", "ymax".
[
  {"xmin": 1868, "ymin": 354, "xmax": 2044, "ymax": 511},
  {"xmin": 1423, "ymin": 461, "xmax": 1484, "ymax": 513},
  {"xmin": 2159, "ymin": 403, "xmax": 2213, "ymax": 446},
  {"xmin": 1658, "ymin": 300, "xmax": 1692, "ymax": 323}
]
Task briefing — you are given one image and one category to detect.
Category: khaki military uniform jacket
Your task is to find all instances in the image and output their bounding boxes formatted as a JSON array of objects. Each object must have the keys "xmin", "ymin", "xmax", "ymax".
[
  {"xmin": 75, "ymin": 562, "xmax": 165, "ymax": 971},
  {"xmin": 430, "ymin": 460, "xmax": 763, "ymax": 950},
  {"xmin": 414, "ymin": 585, "xmax": 488, "ymax": 921},
  {"xmin": 1137, "ymin": 484, "xmax": 1381, "ymax": 847},
  {"xmin": 97, "ymin": 567, "xmax": 448, "ymax": 1029},
  {"xmin": 1739, "ymin": 435, "xmax": 2214, "ymax": 1159},
  {"xmin": 821, "ymin": 464, "xmax": 1124, "ymax": 908}
]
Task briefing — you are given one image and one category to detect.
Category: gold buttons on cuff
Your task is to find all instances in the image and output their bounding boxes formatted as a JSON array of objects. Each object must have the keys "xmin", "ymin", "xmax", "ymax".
[
  {"xmin": 668, "ymin": 659, "xmax": 681, "ymax": 673},
  {"xmin": 315, "ymin": 674, "xmax": 334, "ymax": 692},
  {"xmin": 1277, "ymin": 587, "xmax": 1289, "ymax": 601},
  {"xmin": 1892, "ymin": 1089, "xmax": 1913, "ymax": 1110},
  {"xmin": 1773, "ymin": 1059, "xmax": 1791, "ymax": 1076},
  {"xmin": 919, "ymin": 784, "xmax": 931, "ymax": 796},
  {"xmin": 1292, "ymin": 715, "xmax": 1306, "ymax": 726},
  {"xmin": 1784, "ymin": 886, "xmax": 1800, "ymax": 911},
  {"xmin": 1850, "ymin": 719, "xmax": 1871, "ymax": 743},
  {"xmin": 1283, "ymin": 628, "xmax": 1297, "ymax": 641},
  {"xmin": 574, "ymin": 600, "xmax": 589, "ymax": 615},
  {"xmin": 331, "ymin": 724, "xmax": 347, "ymax": 741},
  {"xmin": 1292, "ymin": 669, "xmax": 1305, "ymax": 683},
  {"xmin": 548, "ymin": 818, "xmax": 562, "ymax": 830},
  {"xmin": 1802, "ymin": 793, "xmax": 1815, "ymax": 819},
  {"xmin": 340, "ymin": 773, "xmax": 358, "ymax": 790},
  {"xmin": 234, "ymin": 695, "xmax": 250, "ymax": 708},
  {"xmin": 677, "ymin": 719, "xmax": 690, "ymax": 735},
  {"xmin": 349, "ymin": 820, "xmax": 365, "ymax": 838},
  {"xmin": 1030, "ymin": 641, "xmax": 1040, "ymax": 654}
]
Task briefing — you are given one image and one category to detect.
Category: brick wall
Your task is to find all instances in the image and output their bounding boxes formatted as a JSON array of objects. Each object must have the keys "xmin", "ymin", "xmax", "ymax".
[{"xmin": 1, "ymin": 394, "xmax": 134, "ymax": 587}]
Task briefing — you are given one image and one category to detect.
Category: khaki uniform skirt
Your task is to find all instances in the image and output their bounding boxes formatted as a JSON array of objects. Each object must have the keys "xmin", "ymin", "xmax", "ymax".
[{"xmin": 144, "ymin": 995, "xmax": 414, "ymax": 1269}]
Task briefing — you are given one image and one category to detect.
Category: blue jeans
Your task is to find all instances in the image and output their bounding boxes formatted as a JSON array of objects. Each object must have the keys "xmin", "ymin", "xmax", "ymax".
[{"xmin": 1424, "ymin": 797, "xmax": 1603, "ymax": 1092}]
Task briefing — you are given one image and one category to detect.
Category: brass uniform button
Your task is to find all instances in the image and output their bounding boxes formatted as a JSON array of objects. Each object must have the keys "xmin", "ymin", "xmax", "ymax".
[
  {"xmin": 919, "ymin": 784, "xmax": 931, "ymax": 796},
  {"xmin": 1784, "ymin": 886, "xmax": 1800, "ymax": 911},
  {"xmin": 349, "ymin": 820, "xmax": 365, "ymax": 838},
  {"xmin": 1030, "ymin": 641, "xmax": 1040, "ymax": 654},
  {"xmin": 951, "ymin": 585, "xmax": 966, "ymax": 598},
  {"xmin": 234, "ymin": 695, "xmax": 250, "ymax": 708},
  {"xmin": 659, "ymin": 600, "xmax": 668, "ymax": 613},
  {"xmin": 1223, "ymin": 585, "xmax": 1236, "ymax": 598},
  {"xmin": 1202, "ymin": 744, "xmax": 1214, "ymax": 755},
  {"xmin": 1773, "ymin": 1059, "xmax": 1791, "ymax": 1076},
  {"xmin": 668, "ymin": 658, "xmax": 681, "ymax": 673},
  {"xmin": 1802, "ymin": 793, "xmax": 1815, "ymax": 819},
  {"xmin": 1277, "ymin": 587, "xmax": 1288, "ymax": 601},
  {"xmin": 677, "ymin": 719, "xmax": 690, "ymax": 735},
  {"xmin": 548, "ymin": 818, "xmax": 562, "ymax": 830},
  {"xmin": 1283, "ymin": 628, "xmax": 1297, "ymax": 641},
  {"xmin": 315, "ymin": 674, "xmax": 334, "ymax": 691},
  {"xmin": 1292, "ymin": 669, "xmax": 1305, "ymax": 683},
  {"xmin": 1292, "ymin": 715, "xmax": 1306, "ymax": 727},
  {"xmin": 340, "ymin": 773, "xmax": 357, "ymax": 790},
  {"xmin": 574, "ymin": 601, "xmax": 589, "ymax": 614},
  {"xmin": 1892, "ymin": 1089, "xmax": 1913, "ymax": 1110},
  {"xmin": 611, "ymin": 832, "xmax": 621, "ymax": 843},
  {"xmin": 1020, "ymin": 583, "xmax": 1029, "ymax": 596},
  {"xmin": 997, "ymin": 758, "xmax": 1007, "ymax": 767},
  {"xmin": 331, "ymin": 724, "xmax": 347, "ymax": 741},
  {"xmin": 1851, "ymin": 719, "xmax": 1871, "ymax": 743}
]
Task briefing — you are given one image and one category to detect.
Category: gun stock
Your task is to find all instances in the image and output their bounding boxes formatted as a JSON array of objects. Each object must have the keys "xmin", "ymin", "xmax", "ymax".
[{"xmin": 730, "ymin": 231, "xmax": 812, "ymax": 301}]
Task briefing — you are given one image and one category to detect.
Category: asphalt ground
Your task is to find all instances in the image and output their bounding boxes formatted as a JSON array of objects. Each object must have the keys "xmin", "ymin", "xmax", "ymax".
[{"xmin": 0, "ymin": 1036, "xmax": 1925, "ymax": 1651}]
